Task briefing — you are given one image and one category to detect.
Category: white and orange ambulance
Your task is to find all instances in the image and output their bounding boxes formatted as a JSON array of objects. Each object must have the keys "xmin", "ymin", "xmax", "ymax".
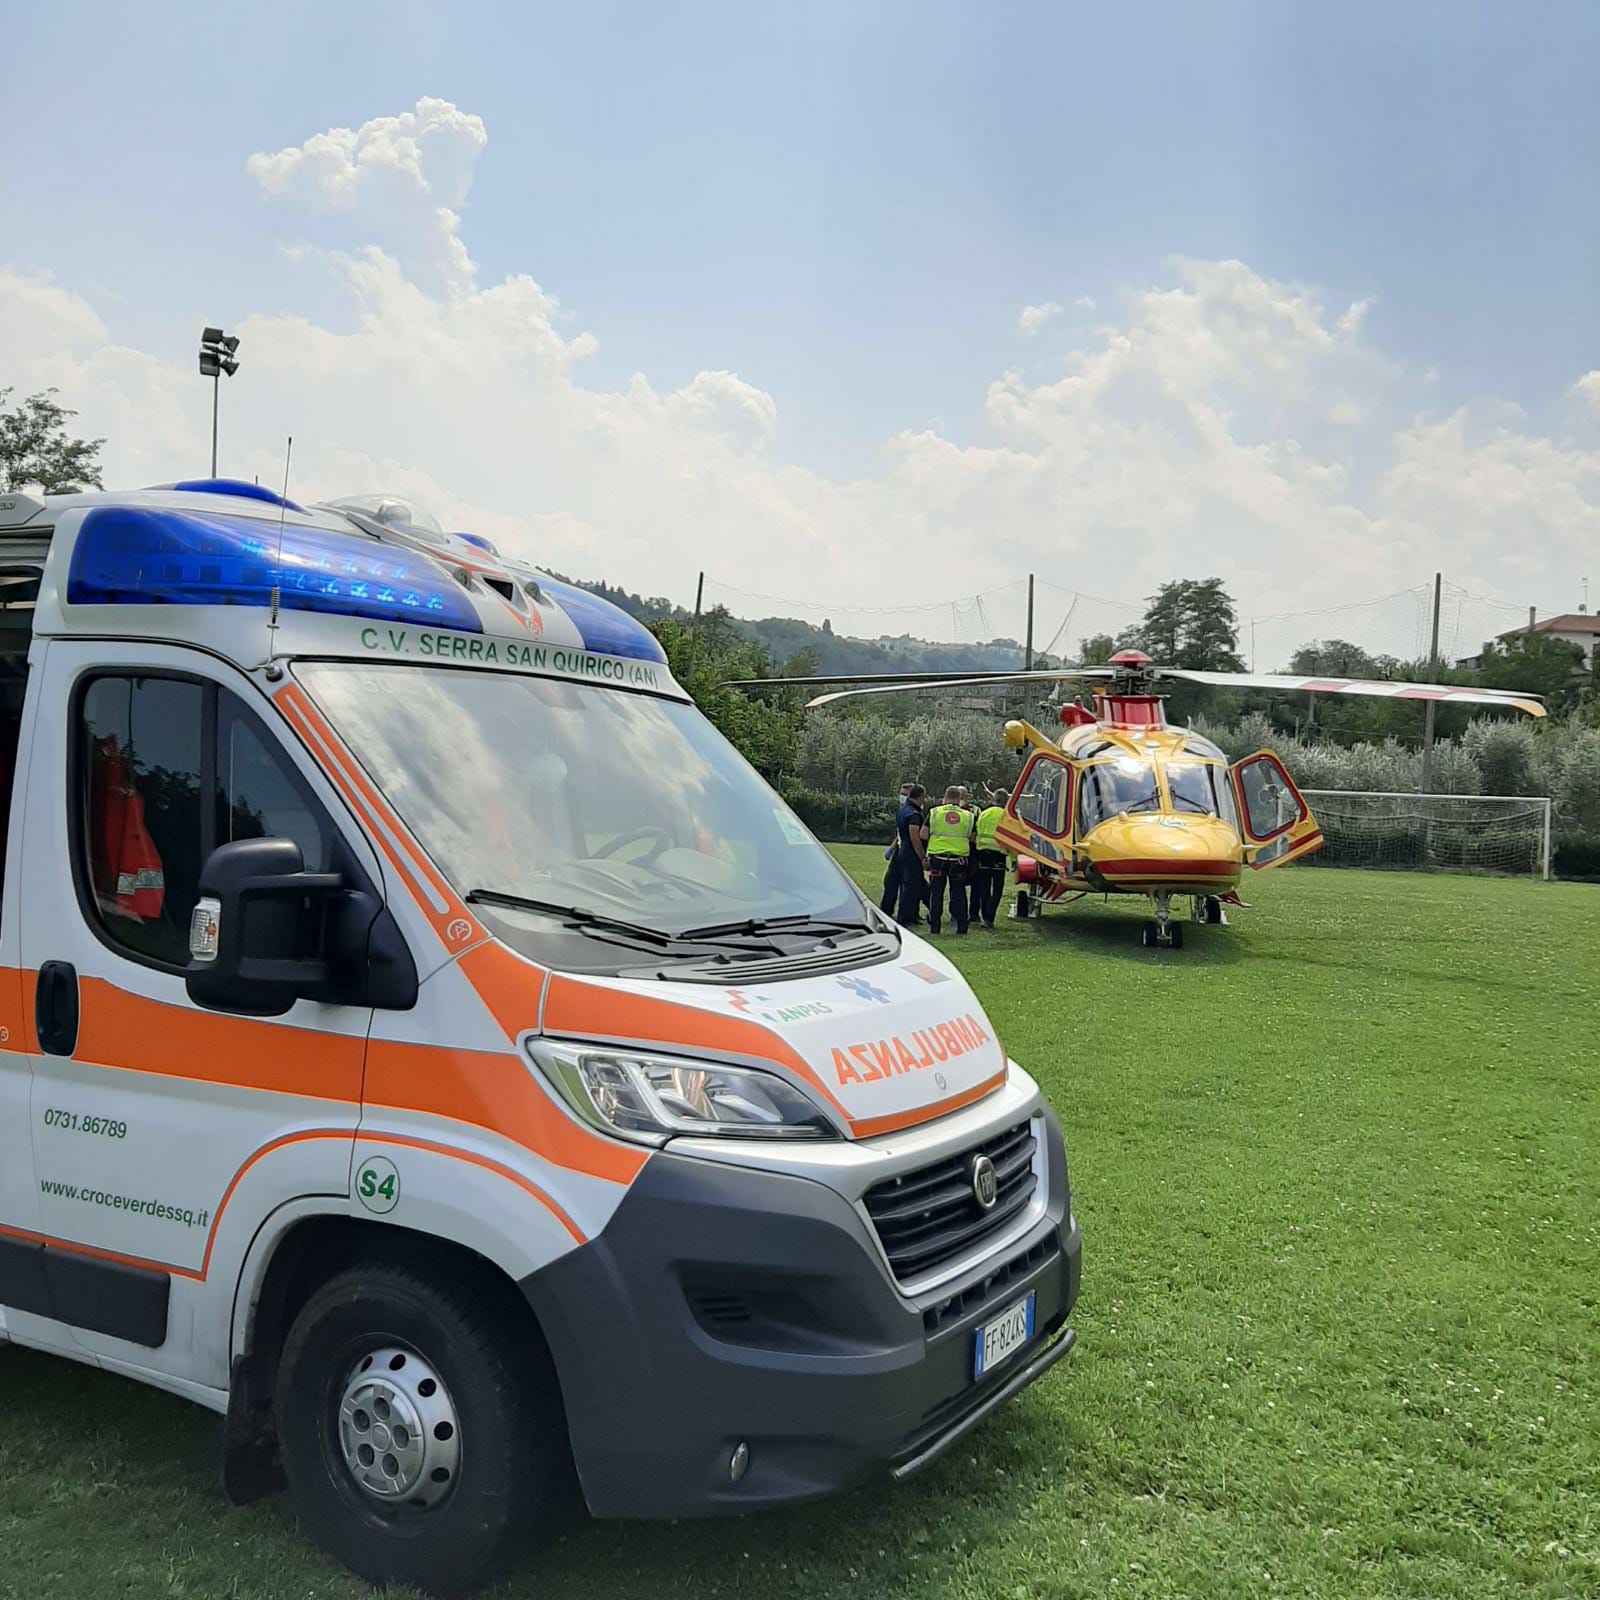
[{"xmin": 0, "ymin": 479, "xmax": 1080, "ymax": 1592}]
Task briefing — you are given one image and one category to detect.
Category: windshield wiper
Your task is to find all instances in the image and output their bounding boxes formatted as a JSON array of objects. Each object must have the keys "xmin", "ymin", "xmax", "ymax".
[
  {"xmin": 465, "ymin": 890, "xmax": 796, "ymax": 957},
  {"xmin": 466, "ymin": 889, "xmax": 679, "ymax": 948},
  {"xmin": 678, "ymin": 913, "xmax": 875, "ymax": 941}
]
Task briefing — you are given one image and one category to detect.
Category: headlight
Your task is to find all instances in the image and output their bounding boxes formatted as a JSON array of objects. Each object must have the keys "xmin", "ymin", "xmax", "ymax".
[{"xmin": 527, "ymin": 1042, "xmax": 841, "ymax": 1144}]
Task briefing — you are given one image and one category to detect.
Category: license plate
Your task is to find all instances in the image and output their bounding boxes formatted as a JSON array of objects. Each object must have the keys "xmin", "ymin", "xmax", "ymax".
[{"xmin": 973, "ymin": 1291, "xmax": 1036, "ymax": 1379}]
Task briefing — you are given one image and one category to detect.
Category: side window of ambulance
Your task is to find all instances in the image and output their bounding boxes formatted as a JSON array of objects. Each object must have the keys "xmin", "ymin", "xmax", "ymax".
[
  {"xmin": 218, "ymin": 697, "xmax": 332, "ymax": 872},
  {"xmin": 81, "ymin": 676, "xmax": 206, "ymax": 967},
  {"xmin": 79, "ymin": 674, "xmax": 331, "ymax": 971}
]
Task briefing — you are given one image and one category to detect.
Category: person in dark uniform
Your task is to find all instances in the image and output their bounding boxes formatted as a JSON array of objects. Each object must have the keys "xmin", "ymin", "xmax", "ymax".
[
  {"xmin": 894, "ymin": 784, "xmax": 928, "ymax": 928},
  {"xmin": 972, "ymin": 797, "xmax": 1009, "ymax": 928},
  {"xmin": 880, "ymin": 781, "xmax": 913, "ymax": 914}
]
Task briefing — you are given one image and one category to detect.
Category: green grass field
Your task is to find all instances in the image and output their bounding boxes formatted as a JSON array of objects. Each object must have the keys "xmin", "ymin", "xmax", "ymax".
[{"xmin": 2, "ymin": 857, "xmax": 1597, "ymax": 1599}]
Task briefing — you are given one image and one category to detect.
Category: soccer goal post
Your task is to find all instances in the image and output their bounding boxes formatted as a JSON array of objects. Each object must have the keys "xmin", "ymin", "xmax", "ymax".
[{"xmin": 1300, "ymin": 791, "xmax": 1554, "ymax": 880}]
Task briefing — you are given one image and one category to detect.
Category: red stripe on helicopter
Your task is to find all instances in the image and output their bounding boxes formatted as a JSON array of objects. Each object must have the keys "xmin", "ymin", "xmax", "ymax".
[{"xmin": 1098, "ymin": 858, "xmax": 1238, "ymax": 877}]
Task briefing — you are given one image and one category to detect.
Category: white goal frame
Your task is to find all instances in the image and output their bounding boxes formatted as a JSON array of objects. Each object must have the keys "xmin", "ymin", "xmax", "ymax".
[{"xmin": 1300, "ymin": 790, "xmax": 1554, "ymax": 881}]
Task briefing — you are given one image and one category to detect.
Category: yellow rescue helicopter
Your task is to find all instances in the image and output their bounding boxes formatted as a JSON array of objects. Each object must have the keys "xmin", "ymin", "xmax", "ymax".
[{"xmin": 755, "ymin": 650, "xmax": 1547, "ymax": 948}]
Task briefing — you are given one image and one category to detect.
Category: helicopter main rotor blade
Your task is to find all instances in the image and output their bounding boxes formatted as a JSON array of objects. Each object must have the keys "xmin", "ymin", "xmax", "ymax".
[
  {"xmin": 1158, "ymin": 667, "xmax": 1547, "ymax": 718},
  {"xmin": 723, "ymin": 668, "xmax": 1112, "ymax": 691},
  {"xmin": 732, "ymin": 669, "xmax": 1118, "ymax": 710}
]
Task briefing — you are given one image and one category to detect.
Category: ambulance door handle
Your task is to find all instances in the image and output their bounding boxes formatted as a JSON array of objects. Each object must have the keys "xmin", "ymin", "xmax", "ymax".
[{"xmin": 35, "ymin": 961, "xmax": 80, "ymax": 1057}]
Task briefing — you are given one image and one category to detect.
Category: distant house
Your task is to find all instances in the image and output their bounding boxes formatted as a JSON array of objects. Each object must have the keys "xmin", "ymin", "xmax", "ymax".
[{"xmin": 1456, "ymin": 611, "xmax": 1600, "ymax": 671}]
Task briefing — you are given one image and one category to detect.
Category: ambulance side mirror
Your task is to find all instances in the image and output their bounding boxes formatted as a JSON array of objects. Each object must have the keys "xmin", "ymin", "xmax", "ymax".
[{"xmin": 185, "ymin": 837, "xmax": 417, "ymax": 1017}]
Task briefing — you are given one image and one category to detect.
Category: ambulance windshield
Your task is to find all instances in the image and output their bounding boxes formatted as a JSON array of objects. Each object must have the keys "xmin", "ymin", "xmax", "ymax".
[{"xmin": 298, "ymin": 663, "xmax": 872, "ymax": 966}]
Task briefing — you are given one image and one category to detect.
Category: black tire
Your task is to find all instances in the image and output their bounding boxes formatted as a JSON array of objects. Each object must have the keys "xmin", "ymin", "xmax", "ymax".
[
  {"xmin": 1169, "ymin": 923, "xmax": 1184, "ymax": 949},
  {"xmin": 275, "ymin": 1258, "xmax": 556, "ymax": 1595},
  {"xmin": 1140, "ymin": 923, "xmax": 1156, "ymax": 946}
]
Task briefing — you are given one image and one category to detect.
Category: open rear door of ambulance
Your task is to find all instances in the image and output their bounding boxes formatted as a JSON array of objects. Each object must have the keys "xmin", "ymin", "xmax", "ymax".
[{"xmin": 1231, "ymin": 750, "xmax": 1323, "ymax": 869}]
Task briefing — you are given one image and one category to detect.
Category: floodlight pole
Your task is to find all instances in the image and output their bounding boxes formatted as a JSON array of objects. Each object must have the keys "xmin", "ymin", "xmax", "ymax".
[
  {"xmin": 199, "ymin": 326, "xmax": 240, "ymax": 477},
  {"xmin": 687, "ymin": 570, "xmax": 705, "ymax": 679},
  {"xmin": 1419, "ymin": 573, "xmax": 1443, "ymax": 865},
  {"xmin": 1024, "ymin": 574, "xmax": 1035, "ymax": 672}
]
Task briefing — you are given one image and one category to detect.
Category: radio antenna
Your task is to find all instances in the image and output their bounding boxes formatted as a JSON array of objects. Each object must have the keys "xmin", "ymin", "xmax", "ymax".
[{"xmin": 267, "ymin": 435, "xmax": 292, "ymax": 651}]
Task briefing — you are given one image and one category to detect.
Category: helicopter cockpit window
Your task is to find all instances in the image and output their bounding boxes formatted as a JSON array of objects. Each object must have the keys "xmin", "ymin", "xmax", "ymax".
[
  {"xmin": 1182, "ymin": 737, "xmax": 1227, "ymax": 761},
  {"xmin": 1164, "ymin": 761, "xmax": 1240, "ymax": 828},
  {"xmin": 1238, "ymin": 758, "xmax": 1302, "ymax": 840},
  {"xmin": 1013, "ymin": 756, "xmax": 1069, "ymax": 836},
  {"xmin": 1077, "ymin": 758, "xmax": 1161, "ymax": 832}
]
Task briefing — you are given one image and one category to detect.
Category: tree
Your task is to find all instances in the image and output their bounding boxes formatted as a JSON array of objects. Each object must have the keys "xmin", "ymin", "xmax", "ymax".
[
  {"xmin": 1289, "ymin": 638, "xmax": 1385, "ymax": 678},
  {"xmin": 1120, "ymin": 579, "xmax": 1244, "ymax": 671},
  {"xmin": 0, "ymin": 388, "xmax": 104, "ymax": 494},
  {"xmin": 1475, "ymin": 629, "xmax": 1594, "ymax": 713},
  {"xmin": 1077, "ymin": 633, "xmax": 1117, "ymax": 665}
]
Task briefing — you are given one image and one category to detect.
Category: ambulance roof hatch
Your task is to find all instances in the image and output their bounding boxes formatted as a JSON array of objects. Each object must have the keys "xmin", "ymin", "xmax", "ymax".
[{"xmin": 164, "ymin": 478, "xmax": 305, "ymax": 512}]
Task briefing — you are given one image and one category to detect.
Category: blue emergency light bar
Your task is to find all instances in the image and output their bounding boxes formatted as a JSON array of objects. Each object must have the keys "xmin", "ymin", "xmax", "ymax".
[
  {"xmin": 68, "ymin": 505, "xmax": 483, "ymax": 633},
  {"xmin": 537, "ymin": 574, "xmax": 667, "ymax": 664}
]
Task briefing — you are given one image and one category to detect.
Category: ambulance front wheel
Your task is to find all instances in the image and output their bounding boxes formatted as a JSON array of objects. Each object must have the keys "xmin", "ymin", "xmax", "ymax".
[{"xmin": 275, "ymin": 1258, "xmax": 558, "ymax": 1595}]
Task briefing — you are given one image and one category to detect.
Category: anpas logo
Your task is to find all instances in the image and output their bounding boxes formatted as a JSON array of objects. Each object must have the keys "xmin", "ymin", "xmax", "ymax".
[
  {"xmin": 726, "ymin": 989, "xmax": 836, "ymax": 1026},
  {"xmin": 831, "ymin": 1014, "xmax": 991, "ymax": 1085}
]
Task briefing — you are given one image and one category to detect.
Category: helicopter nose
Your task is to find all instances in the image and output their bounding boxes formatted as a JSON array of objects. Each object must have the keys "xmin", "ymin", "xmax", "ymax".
[{"xmin": 1095, "ymin": 815, "xmax": 1241, "ymax": 890}]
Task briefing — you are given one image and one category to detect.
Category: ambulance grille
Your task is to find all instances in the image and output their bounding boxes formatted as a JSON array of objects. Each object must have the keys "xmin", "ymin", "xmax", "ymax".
[{"xmin": 863, "ymin": 1120, "xmax": 1037, "ymax": 1284}]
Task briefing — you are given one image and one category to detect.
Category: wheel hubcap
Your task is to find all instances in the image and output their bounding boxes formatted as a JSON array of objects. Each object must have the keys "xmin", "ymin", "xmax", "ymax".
[{"xmin": 336, "ymin": 1345, "xmax": 461, "ymax": 1510}]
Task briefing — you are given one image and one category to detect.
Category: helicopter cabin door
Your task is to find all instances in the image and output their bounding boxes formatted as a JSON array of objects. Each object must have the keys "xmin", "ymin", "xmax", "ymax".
[
  {"xmin": 1231, "ymin": 750, "xmax": 1324, "ymax": 869},
  {"xmin": 994, "ymin": 751, "xmax": 1074, "ymax": 867}
]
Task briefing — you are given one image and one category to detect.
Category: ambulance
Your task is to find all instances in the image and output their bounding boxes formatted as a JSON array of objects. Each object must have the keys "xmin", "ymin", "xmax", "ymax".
[{"xmin": 0, "ymin": 479, "xmax": 1081, "ymax": 1592}]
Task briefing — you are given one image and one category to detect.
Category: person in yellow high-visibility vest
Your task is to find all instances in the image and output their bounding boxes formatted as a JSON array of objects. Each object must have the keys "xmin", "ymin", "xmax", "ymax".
[
  {"xmin": 924, "ymin": 785, "xmax": 974, "ymax": 934},
  {"xmin": 972, "ymin": 799, "xmax": 1010, "ymax": 928}
]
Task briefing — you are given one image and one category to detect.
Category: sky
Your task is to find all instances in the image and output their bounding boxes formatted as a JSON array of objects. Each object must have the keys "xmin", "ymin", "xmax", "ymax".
[{"xmin": 2, "ymin": 1, "xmax": 1597, "ymax": 650}]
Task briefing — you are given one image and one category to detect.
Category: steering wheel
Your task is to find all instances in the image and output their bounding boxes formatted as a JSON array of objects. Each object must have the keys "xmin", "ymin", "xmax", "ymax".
[{"xmin": 593, "ymin": 824, "xmax": 673, "ymax": 864}]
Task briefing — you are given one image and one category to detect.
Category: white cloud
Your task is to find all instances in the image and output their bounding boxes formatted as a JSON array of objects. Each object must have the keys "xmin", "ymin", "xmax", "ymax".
[
  {"xmin": 1337, "ymin": 297, "xmax": 1373, "ymax": 336},
  {"xmin": 1017, "ymin": 301, "xmax": 1063, "ymax": 336},
  {"xmin": 1073, "ymin": 294, "xmax": 1096, "ymax": 311},
  {"xmin": 247, "ymin": 97, "xmax": 489, "ymax": 296},
  {"xmin": 3, "ymin": 99, "xmax": 1596, "ymax": 635},
  {"xmin": 1575, "ymin": 370, "xmax": 1600, "ymax": 415}
]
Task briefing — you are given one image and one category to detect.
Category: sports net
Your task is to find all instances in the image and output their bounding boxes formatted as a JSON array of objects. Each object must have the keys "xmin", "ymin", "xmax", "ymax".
[{"xmin": 1301, "ymin": 791, "xmax": 1552, "ymax": 879}]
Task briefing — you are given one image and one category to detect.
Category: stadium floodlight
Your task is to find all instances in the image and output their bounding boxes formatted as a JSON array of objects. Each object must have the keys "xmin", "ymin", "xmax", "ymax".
[{"xmin": 198, "ymin": 325, "xmax": 242, "ymax": 475}]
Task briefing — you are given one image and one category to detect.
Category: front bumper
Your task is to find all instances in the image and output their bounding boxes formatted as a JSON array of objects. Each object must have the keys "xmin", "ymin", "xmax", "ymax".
[{"xmin": 519, "ymin": 1107, "xmax": 1080, "ymax": 1519}]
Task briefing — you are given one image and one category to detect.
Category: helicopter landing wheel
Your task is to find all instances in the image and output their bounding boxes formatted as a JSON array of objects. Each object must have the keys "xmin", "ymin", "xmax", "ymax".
[
  {"xmin": 1011, "ymin": 889, "xmax": 1031, "ymax": 920},
  {"xmin": 1141, "ymin": 919, "xmax": 1183, "ymax": 949},
  {"xmin": 1195, "ymin": 896, "xmax": 1226, "ymax": 925}
]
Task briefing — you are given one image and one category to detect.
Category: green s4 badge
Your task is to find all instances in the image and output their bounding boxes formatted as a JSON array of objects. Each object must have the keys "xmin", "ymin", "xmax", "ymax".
[{"xmin": 355, "ymin": 1155, "xmax": 401, "ymax": 1215}]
